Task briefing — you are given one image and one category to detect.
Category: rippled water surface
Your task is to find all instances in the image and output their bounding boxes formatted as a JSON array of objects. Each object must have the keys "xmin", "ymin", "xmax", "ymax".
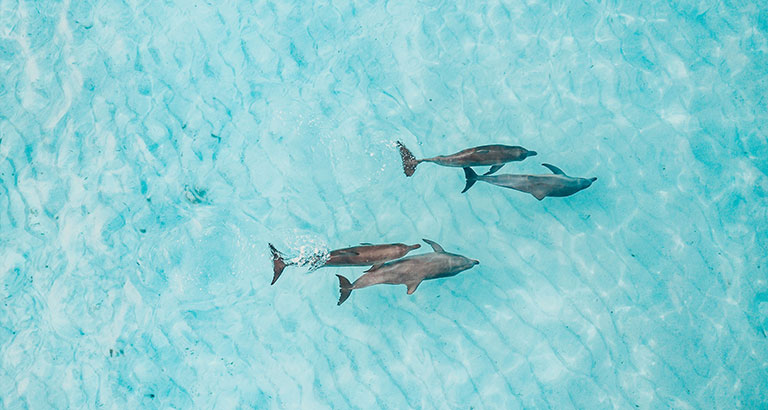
[{"xmin": 1, "ymin": 0, "xmax": 767, "ymax": 408}]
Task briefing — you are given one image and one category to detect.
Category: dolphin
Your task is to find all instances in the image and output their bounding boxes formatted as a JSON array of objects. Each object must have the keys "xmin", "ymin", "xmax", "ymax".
[
  {"xmin": 397, "ymin": 141, "xmax": 536, "ymax": 177},
  {"xmin": 269, "ymin": 242, "xmax": 421, "ymax": 285},
  {"xmin": 335, "ymin": 239, "xmax": 479, "ymax": 305},
  {"xmin": 462, "ymin": 163, "xmax": 597, "ymax": 200}
]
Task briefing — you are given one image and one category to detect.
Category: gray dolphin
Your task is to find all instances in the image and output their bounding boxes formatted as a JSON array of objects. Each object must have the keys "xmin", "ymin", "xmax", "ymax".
[
  {"xmin": 397, "ymin": 141, "xmax": 536, "ymax": 177},
  {"xmin": 269, "ymin": 242, "xmax": 420, "ymax": 285},
  {"xmin": 335, "ymin": 239, "xmax": 479, "ymax": 305},
  {"xmin": 462, "ymin": 164, "xmax": 597, "ymax": 200}
]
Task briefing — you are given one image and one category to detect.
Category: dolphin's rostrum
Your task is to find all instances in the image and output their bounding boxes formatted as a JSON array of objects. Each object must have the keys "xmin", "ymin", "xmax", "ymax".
[
  {"xmin": 336, "ymin": 239, "xmax": 479, "ymax": 305},
  {"xmin": 462, "ymin": 163, "xmax": 597, "ymax": 200},
  {"xmin": 269, "ymin": 242, "xmax": 420, "ymax": 285},
  {"xmin": 397, "ymin": 141, "xmax": 536, "ymax": 177}
]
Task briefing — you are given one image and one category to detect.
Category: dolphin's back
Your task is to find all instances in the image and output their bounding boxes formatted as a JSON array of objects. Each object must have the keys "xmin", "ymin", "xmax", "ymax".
[
  {"xmin": 352, "ymin": 253, "xmax": 452, "ymax": 290},
  {"xmin": 428, "ymin": 145, "xmax": 530, "ymax": 167},
  {"xmin": 479, "ymin": 174, "xmax": 545, "ymax": 193},
  {"xmin": 480, "ymin": 173, "xmax": 532, "ymax": 187},
  {"xmin": 326, "ymin": 244, "xmax": 414, "ymax": 266},
  {"xmin": 479, "ymin": 174, "xmax": 584, "ymax": 197}
]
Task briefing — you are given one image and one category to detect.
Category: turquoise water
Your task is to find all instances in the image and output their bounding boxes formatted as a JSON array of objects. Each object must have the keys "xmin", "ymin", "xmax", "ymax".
[{"xmin": 1, "ymin": 0, "xmax": 767, "ymax": 408}]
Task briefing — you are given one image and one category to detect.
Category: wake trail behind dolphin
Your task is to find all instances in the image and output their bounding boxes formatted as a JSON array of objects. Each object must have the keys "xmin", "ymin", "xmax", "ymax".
[{"xmin": 269, "ymin": 244, "xmax": 329, "ymax": 285}]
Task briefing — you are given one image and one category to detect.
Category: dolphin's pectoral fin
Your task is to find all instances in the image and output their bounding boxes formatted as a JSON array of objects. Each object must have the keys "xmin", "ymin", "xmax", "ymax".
[
  {"xmin": 364, "ymin": 264, "xmax": 383, "ymax": 273},
  {"xmin": 542, "ymin": 163, "xmax": 566, "ymax": 175},
  {"xmin": 406, "ymin": 280, "xmax": 422, "ymax": 295},
  {"xmin": 484, "ymin": 164, "xmax": 504, "ymax": 175},
  {"xmin": 532, "ymin": 191, "xmax": 546, "ymax": 201},
  {"xmin": 422, "ymin": 238, "xmax": 445, "ymax": 253}
]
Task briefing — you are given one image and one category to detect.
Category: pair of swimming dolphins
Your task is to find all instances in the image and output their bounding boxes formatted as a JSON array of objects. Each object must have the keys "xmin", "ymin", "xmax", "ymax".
[
  {"xmin": 397, "ymin": 141, "xmax": 597, "ymax": 200},
  {"xmin": 270, "ymin": 240, "xmax": 479, "ymax": 305}
]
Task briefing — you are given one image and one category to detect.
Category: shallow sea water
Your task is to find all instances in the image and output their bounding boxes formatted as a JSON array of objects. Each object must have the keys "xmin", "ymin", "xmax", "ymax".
[{"xmin": 1, "ymin": 0, "xmax": 767, "ymax": 408}]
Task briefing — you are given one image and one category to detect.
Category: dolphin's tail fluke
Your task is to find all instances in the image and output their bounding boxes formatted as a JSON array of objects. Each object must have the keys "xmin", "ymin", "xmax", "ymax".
[
  {"xmin": 396, "ymin": 141, "xmax": 420, "ymax": 177},
  {"xmin": 462, "ymin": 167, "xmax": 479, "ymax": 193},
  {"xmin": 336, "ymin": 274, "xmax": 353, "ymax": 306},
  {"xmin": 269, "ymin": 244, "xmax": 293, "ymax": 285}
]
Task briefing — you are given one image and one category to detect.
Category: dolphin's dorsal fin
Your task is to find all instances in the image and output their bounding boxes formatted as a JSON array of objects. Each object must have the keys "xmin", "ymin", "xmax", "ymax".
[
  {"xmin": 406, "ymin": 280, "xmax": 422, "ymax": 295},
  {"xmin": 542, "ymin": 163, "xmax": 566, "ymax": 175},
  {"xmin": 359, "ymin": 242, "xmax": 374, "ymax": 246},
  {"xmin": 364, "ymin": 264, "xmax": 383, "ymax": 272},
  {"xmin": 422, "ymin": 239, "xmax": 444, "ymax": 253}
]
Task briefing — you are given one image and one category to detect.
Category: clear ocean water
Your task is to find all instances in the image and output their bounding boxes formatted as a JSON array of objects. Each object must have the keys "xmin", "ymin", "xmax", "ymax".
[{"xmin": 1, "ymin": 0, "xmax": 767, "ymax": 408}]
